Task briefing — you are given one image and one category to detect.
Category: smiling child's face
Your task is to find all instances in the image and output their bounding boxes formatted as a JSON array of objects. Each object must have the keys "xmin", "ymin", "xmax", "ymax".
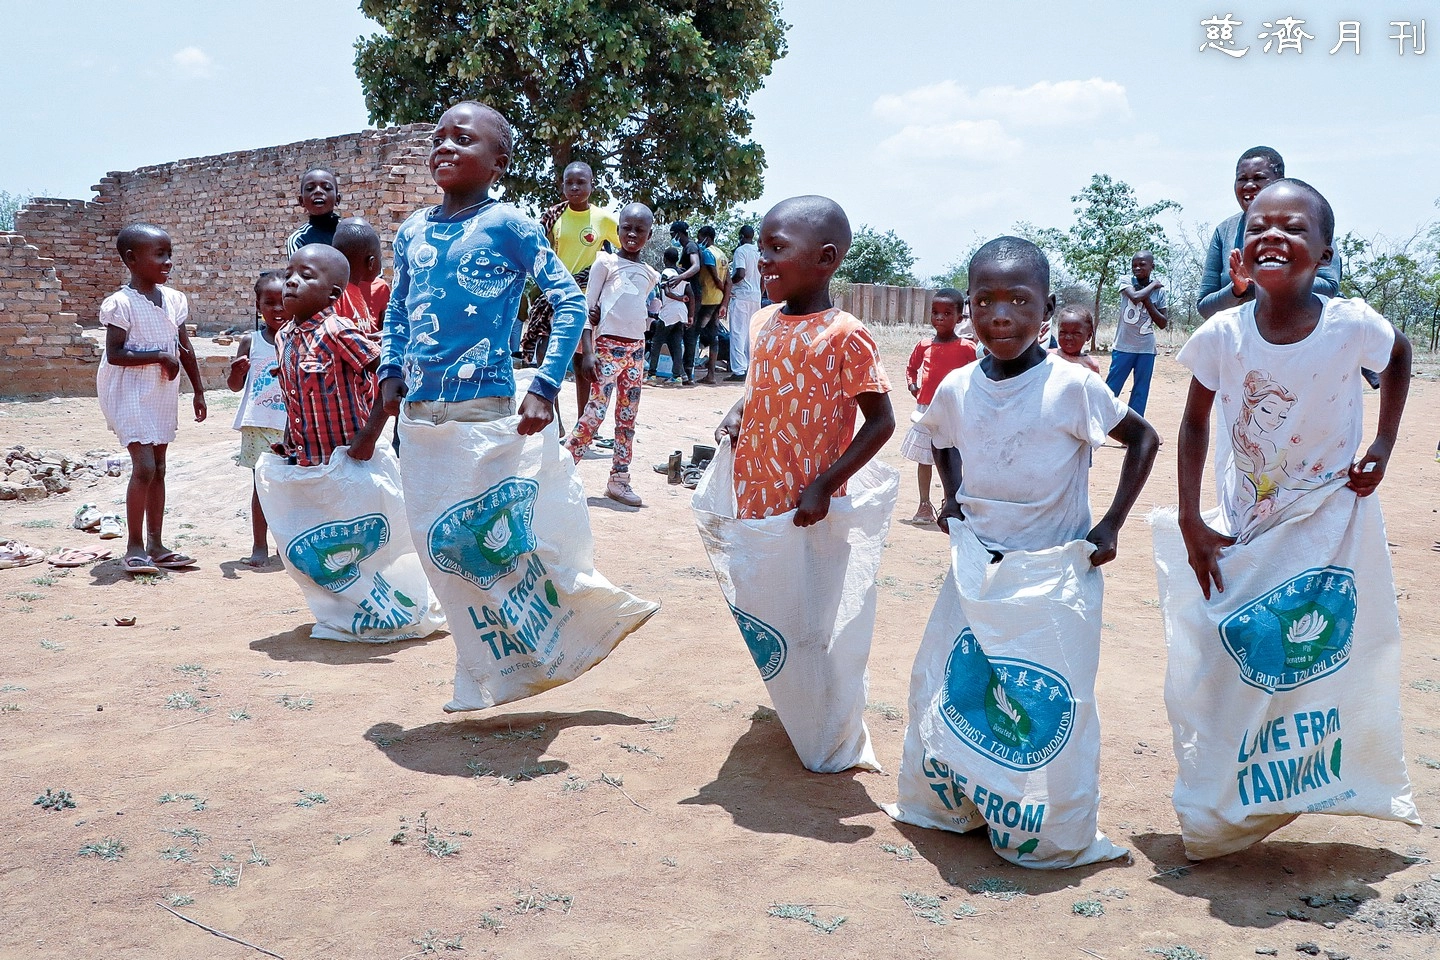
[
  {"xmin": 968, "ymin": 256, "xmax": 1053, "ymax": 362},
  {"xmin": 430, "ymin": 104, "xmax": 510, "ymax": 194},
  {"xmin": 1055, "ymin": 314, "xmax": 1091, "ymax": 357},
  {"xmin": 299, "ymin": 171, "xmax": 338, "ymax": 216},
  {"xmin": 1234, "ymin": 157, "xmax": 1279, "ymax": 212},
  {"xmin": 1241, "ymin": 182, "xmax": 1332, "ymax": 297},
  {"xmin": 757, "ymin": 211, "xmax": 835, "ymax": 307},
  {"xmin": 1132, "ymin": 254, "xmax": 1153, "ymax": 282},
  {"xmin": 125, "ymin": 235, "xmax": 172, "ymax": 287}
]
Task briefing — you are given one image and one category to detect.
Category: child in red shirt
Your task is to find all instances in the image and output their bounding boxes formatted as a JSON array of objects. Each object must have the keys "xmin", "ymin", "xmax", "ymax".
[
  {"xmin": 902, "ymin": 289, "xmax": 977, "ymax": 524},
  {"xmin": 332, "ymin": 217, "xmax": 391, "ymax": 337}
]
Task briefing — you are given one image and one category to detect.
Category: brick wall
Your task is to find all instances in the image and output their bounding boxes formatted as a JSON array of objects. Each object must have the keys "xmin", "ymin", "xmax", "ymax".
[
  {"xmin": 15, "ymin": 124, "xmax": 439, "ymax": 334},
  {"xmin": 0, "ymin": 233, "xmax": 103, "ymax": 396}
]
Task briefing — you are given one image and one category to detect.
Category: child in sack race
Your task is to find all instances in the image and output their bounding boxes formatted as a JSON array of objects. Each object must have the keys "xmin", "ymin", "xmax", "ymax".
[{"xmin": 884, "ymin": 236, "xmax": 1159, "ymax": 868}]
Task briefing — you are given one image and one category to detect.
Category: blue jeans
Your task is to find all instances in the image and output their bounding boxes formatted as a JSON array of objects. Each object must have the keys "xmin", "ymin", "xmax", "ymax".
[{"xmin": 1105, "ymin": 351, "xmax": 1155, "ymax": 417}]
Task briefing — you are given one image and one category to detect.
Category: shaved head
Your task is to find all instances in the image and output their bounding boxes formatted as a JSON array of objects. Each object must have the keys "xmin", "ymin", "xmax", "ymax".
[
  {"xmin": 618, "ymin": 201, "xmax": 654, "ymax": 224},
  {"xmin": 564, "ymin": 161, "xmax": 593, "ymax": 179},
  {"xmin": 970, "ymin": 236, "xmax": 1050, "ymax": 291},
  {"xmin": 116, "ymin": 222, "xmax": 169, "ymax": 257},
  {"xmin": 764, "ymin": 195, "xmax": 852, "ymax": 258},
  {"xmin": 291, "ymin": 242, "xmax": 350, "ymax": 288},
  {"xmin": 443, "ymin": 100, "xmax": 513, "ymax": 156},
  {"xmin": 332, "ymin": 217, "xmax": 380, "ymax": 259}
]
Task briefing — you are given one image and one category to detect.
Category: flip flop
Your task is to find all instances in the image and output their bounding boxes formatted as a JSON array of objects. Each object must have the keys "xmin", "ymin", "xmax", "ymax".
[
  {"xmin": 149, "ymin": 550, "xmax": 196, "ymax": 570},
  {"xmin": 121, "ymin": 554, "xmax": 160, "ymax": 576},
  {"xmin": 0, "ymin": 540, "xmax": 46, "ymax": 569},
  {"xmin": 48, "ymin": 547, "xmax": 112, "ymax": 568},
  {"xmin": 98, "ymin": 515, "xmax": 124, "ymax": 540}
]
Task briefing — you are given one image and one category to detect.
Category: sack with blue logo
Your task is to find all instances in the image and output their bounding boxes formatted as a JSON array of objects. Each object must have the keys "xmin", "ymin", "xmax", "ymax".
[
  {"xmin": 691, "ymin": 438, "xmax": 898, "ymax": 774},
  {"xmin": 1152, "ymin": 483, "xmax": 1420, "ymax": 860},
  {"xmin": 884, "ymin": 523, "xmax": 1128, "ymax": 869},
  {"xmin": 399, "ymin": 415, "xmax": 659, "ymax": 711},
  {"xmin": 255, "ymin": 447, "xmax": 447, "ymax": 643}
]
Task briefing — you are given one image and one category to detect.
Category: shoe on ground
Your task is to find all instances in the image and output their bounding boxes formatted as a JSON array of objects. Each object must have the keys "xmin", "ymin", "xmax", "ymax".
[
  {"xmin": 723, "ymin": 373, "xmax": 746, "ymax": 382},
  {"xmin": 910, "ymin": 502, "xmax": 937, "ymax": 525},
  {"xmin": 606, "ymin": 475, "xmax": 642, "ymax": 507},
  {"xmin": 98, "ymin": 514, "xmax": 124, "ymax": 540}
]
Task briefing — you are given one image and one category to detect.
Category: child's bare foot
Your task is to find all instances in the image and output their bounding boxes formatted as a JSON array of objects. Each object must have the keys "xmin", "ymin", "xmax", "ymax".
[
  {"xmin": 910, "ymin": 501, "xmax": 937, "ymax": 525},
  {"xmin": 243, "ymin": 548, "xmax": 270, "ymax": 567}
]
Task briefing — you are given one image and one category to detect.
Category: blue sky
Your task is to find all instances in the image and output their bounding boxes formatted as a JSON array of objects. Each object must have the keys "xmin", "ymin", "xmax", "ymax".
[{"xmin": 5, "ymin": 1, "xmax": 1438, "ymax": 275}]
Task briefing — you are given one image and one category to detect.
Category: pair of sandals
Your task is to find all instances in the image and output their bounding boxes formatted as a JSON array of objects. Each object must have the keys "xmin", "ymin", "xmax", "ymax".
[
  {"xmin": 49, "ymin": 547, "xmax": 112, "ymax": 568},
  {"xmin": 121, "ymin": 550, "xmax": 196, "ymax": 576}
]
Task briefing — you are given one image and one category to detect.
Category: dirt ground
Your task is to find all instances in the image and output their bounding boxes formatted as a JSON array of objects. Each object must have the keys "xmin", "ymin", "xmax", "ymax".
[{"xmin": 2, "ymin": 334, "xmax": 1438, "ymax": 960}]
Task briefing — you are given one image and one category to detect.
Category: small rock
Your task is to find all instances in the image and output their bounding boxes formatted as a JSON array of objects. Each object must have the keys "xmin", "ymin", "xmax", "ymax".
[
  {"xmin": 1287, "ymin": 909, "xmax": 1311, "ymax": 921},
  {"xmin": 1138, "ymin": 741, "xmax": 1149, "ymax": 748},
  {"xmin": 96, "ymin": 705, "xmax": 103, "ymax": 711},
  {"xmin": 1322, "ymin": 922, "xmax": 1335, "ymax": 930},
  {"xmin": 0, "ymin": 482, "xmax": 18, "ymax": 501},
  {"xmin": 1324, "ymin": 952, "xmax": 1349, "ymax": 960},
  {"xmin": 9, "ymin": 469, "xmax": 33, "ymax": 485},
  {"xmin": 42, "ymin": 475, "xmax": 71, "ymax": 494},
  {"xmin": 1134, "ymin": 748, "xmax": 1144, "ymax": 754},
  {"xmin": 1257, "ymin": 950, "xmax": 1279, "ymax": 956},
  {"xmin": 1300, "ymin": 895, "xmax": 1333, "ymax": 908},
  {"xmin": 17, "ymin": 484, "xmax": 48, "ymax": 502},
  {"xmin": 1295, "ymin": 944, "xmax": 1320, "ymax": 956},
  {"xmin": 1392, "ymin": 892, "xmax": 1407, "ymax": 904}
]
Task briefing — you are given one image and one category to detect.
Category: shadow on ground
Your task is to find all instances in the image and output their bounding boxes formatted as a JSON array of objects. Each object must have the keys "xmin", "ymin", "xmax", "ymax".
[
  {"xmin": 219, "ymin": 557, "xmax": 284, "ymax": 580},
  {"xmin": 365, "ymin": 709, "xmax": 648, "ymax": 781},
  {"xmin": 249, "ymin": 625, "xmax": 439, "ymax": 665},
  {"xmin": 888, "ymin": 819, "xmax": 1125, "ymax": 895},
  {"xmin": 1133, "ymin": 832, "xmax": 1415, "ymax": 927},
  {"xmin": 679, "ymin": 715, "xmax": 880, "ymax": 844}
]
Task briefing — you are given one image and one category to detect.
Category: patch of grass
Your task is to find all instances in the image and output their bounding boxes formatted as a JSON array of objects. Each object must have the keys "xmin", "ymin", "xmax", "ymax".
[
  {"xmin": 561, "ymin": 775, "xmax": 587, "ymax": 793},
  {"xmin": 880, "ymin": 842, "xmax": 916, "ymax": 862},
  {"xmin": 247, "ymin": 841, "xmax": 270, "ymax": 866},
  {"xmin": 165, "ymin": 893, "xmax": 195, "ymax": 907},
  {"xmin": 1072, "ymin": 899, "xmax": 1105, "ymax": 917},
  {"xmin": 645, "ymin": 716, "xmax": 678, "ymax": 733},
  {"xmin": 391, "ymin": 811, "xmax": 462, "ymax": 857},
  {"xmin": 478, "ymin": 912, "xmax": 504, "ymax": 933},
  {"xmin": 901, "ymin": 890, "xmax": 947, "ymax": 924},
  {"xmin": 1417, "ymin": 756, "xmax": 1440, "ymax": 770},
  {"xmin": 866, "ymin": 701, "xmax": 903, "ymax": 721},
  {"xmin": 228, "ymin": 707, "xmax": 250, "ymax": 722},
  {"xmin": 709, "ymin": 700, "xmax": 738, "ymax": 712},
  {"xmin": 10, "ymin": 592, "xmax": 44, "ymax": 602},
  {"xmin": 513, "ymin": 887, "xmax": 573, "ymax": 915},
  {"xmin": 2, "ymin": 702, "xmax": 20, "ymax": 712},
  {"xmin": 160, "ymin": 847, "xmax": 195, "ymax": 863},
  {"xmin": 78, "ymin": 838, "xmax": 126, "ymax": 861},
  {"xmin": 29, "ymin": 574, "xmax": 55, "ymax": 587},
  {"xmin": 409, "ymin": 930, "xmax": 464, "ymax": 954},
  {"xmin": 491, "ymin": 722, "xmax": 547, "ymax": 742},
  {"xmin": 38, "ymin": 638, "xmax": 63, "ymax": 651},
  {"xmin": 132, "ymin": 573, "xmax": 167, "ymax": 586},
  {"xmin": 768, "ymin": 903, "xmax": 847, "ymax": 934},
  {"xmin": 161, "ymin": 826, "xmax": 208, "ymax": 847},
  {"xmin": 277, "ymin": 694, "xmax": 313, "ymax": 711},
  {"xmin": 749, "ymin": 706, "xmax": 778, "ymax": 722},
  {"xmin": 164, "ymin": 691, "xmax": 202, "ymax": 711},
  {"xmin": 661, "ymin": 856, "xmax": 678, "ymax": 867},
  {"xmin": 952, "ymin": 903, "xmax": 978, "ymax": 918},
  {"xmin": 1146, "ymin": 948, "xmax": 1205, "ymax": 960},
  {"xmin": 618, "ymin": 742, "xmax": 661, "ymax": 758},
  {"xmin": 174, "ymin": 663, "xmax": 210, "ymax": 681},
  {"xmin": 16, "ymin": 606, "xmax": 34, "ymax": 614},
  {"xmin": 208, "ymin": 865, "xmax": 239, "ymax": 888},
  {"xmin": 967, "ymin": 876, "xmax": 1026, "ymax": 901},
  {"xmin": 0, "ymin": 684, "xmax": 26, "ymax": 692},
  {"xmin": 18, "ymin": 519, "xmax": 56, "ymax": 529},
  {"xmin": 295, "ymin": 790, "xmax": 328, "ymax": 808},
  {"xmin": 1411, "ymin": 679, "xmax": 1440, "ymax": 693},
  {"xmin": 33, "ymin": 788, "xmax": 75, "ymax": 811},
  {"xmin": 157, "ymin": 792, "xmax": 207, "ymax": 811}
]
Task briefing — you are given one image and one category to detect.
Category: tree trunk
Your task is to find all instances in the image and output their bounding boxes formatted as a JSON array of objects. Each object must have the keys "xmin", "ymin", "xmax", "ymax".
[{"xmin": 1091, "ymin": 268, "xmax": 1108, "ymax": 352}]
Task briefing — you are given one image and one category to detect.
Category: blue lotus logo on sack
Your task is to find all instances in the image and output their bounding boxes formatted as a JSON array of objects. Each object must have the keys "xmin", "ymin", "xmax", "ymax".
[
  {"xmin": 940, "ymin": 630, "xmax": 1075, "ymax": 771},
  {"xmin": 429, "ymin": 478, "xmax": 539, "ymax": 589},
  {"xmin": 728, "ymin": 604, "xmax": 787, "ymax": 681},
  {"xmin": 1220, "ymin": 566, "xmax": 1355, "ymax": 692},
  {"xmin": 286, "ymin": 513, "xmax": 390, "ymax": 593}
]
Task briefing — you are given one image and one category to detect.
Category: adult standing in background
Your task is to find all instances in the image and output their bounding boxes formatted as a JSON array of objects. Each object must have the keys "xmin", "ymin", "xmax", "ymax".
[
  {"xmin": 726, "ymin": 224, "xmax": 760, "ymax": 382},
  {"xmin": 693, "ymin": 225, "xmax": 731, "ymax": 384},
  {"xmin": 1197, "ymin": 146, "xmax": 1342, "ymax": 320},
  {"xmin": 669, "ymin": 220, "xmax": 704, "ymax": 385}
]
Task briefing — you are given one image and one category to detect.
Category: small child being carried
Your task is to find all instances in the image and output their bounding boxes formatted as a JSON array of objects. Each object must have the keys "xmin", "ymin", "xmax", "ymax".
[
  {"xmin": 227, "ymin": 271, "xmax": 289, "ymax": 566},
  {"xmin": 901, "ymin": 288, "xmax": 976, "ymax": 524},
  {"xmin": 1048, "ymin": 304, "xmax": 1101, "ymax": 373}
]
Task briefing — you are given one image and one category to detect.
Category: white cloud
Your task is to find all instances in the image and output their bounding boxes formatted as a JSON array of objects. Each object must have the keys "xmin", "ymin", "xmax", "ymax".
[
  {"xmin": 171, "ymin": 46, "xmax": 213, "ymax": 79},
  {"xmin": 874, "ymin": 77, "xmax": 1131, "ymax": 128},
  {"xmin": 877, "ymin": 118, "xmax": 1022, "ymax": 163}
]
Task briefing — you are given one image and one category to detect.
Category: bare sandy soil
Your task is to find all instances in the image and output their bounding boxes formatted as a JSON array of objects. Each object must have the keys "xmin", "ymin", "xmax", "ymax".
[{"xmin": 2, "ymin": 335, "xmax": 1438, "ymax": 960}]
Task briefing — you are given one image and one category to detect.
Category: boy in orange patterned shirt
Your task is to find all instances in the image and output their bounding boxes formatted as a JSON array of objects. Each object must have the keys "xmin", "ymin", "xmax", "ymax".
[{"xmin": 716, "ymin": 195, "xmax": 895, "ymax": 521}]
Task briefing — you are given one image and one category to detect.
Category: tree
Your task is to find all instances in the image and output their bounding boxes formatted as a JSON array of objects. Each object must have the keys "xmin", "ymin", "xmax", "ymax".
[
  {"xmin": 1034, "ymin": 175, "xmax": 1179, "ymax": 348},
  {"xmin": 354, "ymin": 1, "xmax": 787, "ymax": 216},
  {"xmin": 0, "ymin": 191, "xmax": 30, "ymax": 232},
  {"xmin": 835, "ymin": 226, "xmax": 918, "ymax": 286}
]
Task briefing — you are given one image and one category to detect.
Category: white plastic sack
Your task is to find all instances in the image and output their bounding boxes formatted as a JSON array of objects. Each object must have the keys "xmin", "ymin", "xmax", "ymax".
[
  {"xmin": 399, "ymin": 414, "xmax": 658, "ymax": 711},
  {"xmin": 255, "ymin": 447, "xmax": 446, "ymax": 643},
  {"xmin": 692, "ymin": 438, "xmax": 897, "ymax": 774},
  {"xmin": 884, "ymin": 523, "xmax": 1127, "ymax": 869},
  {"xmin": 1152, "ymin": 482, "xmax": 1420, "ymax": 861}
]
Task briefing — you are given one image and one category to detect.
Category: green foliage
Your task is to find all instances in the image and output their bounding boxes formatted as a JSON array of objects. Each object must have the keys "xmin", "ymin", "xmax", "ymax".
[
  {"xmin": 0, "ymin": 191, "xmax": 31, "ymax": 231},
  {"xmin": 835, "ymin": 225, "xmax": 918, "ymax": 286},
  {"xmin": 354, "ymin": 1, "xmax": 788, "ymax": 215},
  {"xmin": 1033, "ymin": 174, "xmax": 1179, "ymax": 345},
  {"xmin": 1339, "ymin": 229, "xmax": 1440, "ymax": 350}
]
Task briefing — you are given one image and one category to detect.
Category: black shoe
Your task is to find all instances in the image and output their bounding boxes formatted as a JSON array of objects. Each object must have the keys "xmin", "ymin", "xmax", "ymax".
[{"xmin": 723, "ymin": 373, "xmax": 746, "ymax": 382}]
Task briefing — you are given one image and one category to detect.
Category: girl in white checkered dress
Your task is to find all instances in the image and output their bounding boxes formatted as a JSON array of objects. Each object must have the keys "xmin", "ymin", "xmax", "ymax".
[{"xmin": 96, "ymin": 224, "xmax": 207, "ymax": 575}]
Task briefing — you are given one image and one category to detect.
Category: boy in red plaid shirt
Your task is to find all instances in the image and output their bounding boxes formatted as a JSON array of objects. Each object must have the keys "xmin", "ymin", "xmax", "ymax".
[{"xmin": 275, "ymin": 244, "xmax": 387, "ymax": 465}]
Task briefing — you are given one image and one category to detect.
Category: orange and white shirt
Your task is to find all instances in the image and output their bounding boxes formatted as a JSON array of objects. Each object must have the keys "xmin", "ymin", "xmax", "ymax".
[{"xmin": 733, "ymin": 306, "xmax": 889, "ymax": 519}]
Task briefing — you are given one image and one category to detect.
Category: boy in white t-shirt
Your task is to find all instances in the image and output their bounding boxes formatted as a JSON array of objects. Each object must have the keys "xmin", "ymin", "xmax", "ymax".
[
  {"xmin": 565, "ymin": 202, "xmax": 660, "ymax": 506},
  {"xmin": 1176, "ymin": 179, "xmax": 1411, "ymax": 596},
  {"xmin": 922, "ymin": 237, "xmax": 1159, "ymax": 559},
  {"xmin": 726, "ymin": 224, "xmax": 761, "ymax": 380}
]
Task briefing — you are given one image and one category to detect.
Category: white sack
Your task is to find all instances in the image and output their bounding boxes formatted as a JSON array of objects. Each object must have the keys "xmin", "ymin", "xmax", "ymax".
[
  {"xmin": 885, "ymin": 523, "xmax": 1127, "ymax": 869},
  {"xmin": 399, "ymin": 414, "xmax": 658, "ymax": 711},
  {"xmin": 1152, "ymin": 482, "xmax": 1420, "ymax": 860},
  {"xmin": 692, "ymin": 438, "xmax": 897, "ymax": 774},
  {"xmin": 255, "ymin": 447, "xmax": 446, "ymax": 643}
]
